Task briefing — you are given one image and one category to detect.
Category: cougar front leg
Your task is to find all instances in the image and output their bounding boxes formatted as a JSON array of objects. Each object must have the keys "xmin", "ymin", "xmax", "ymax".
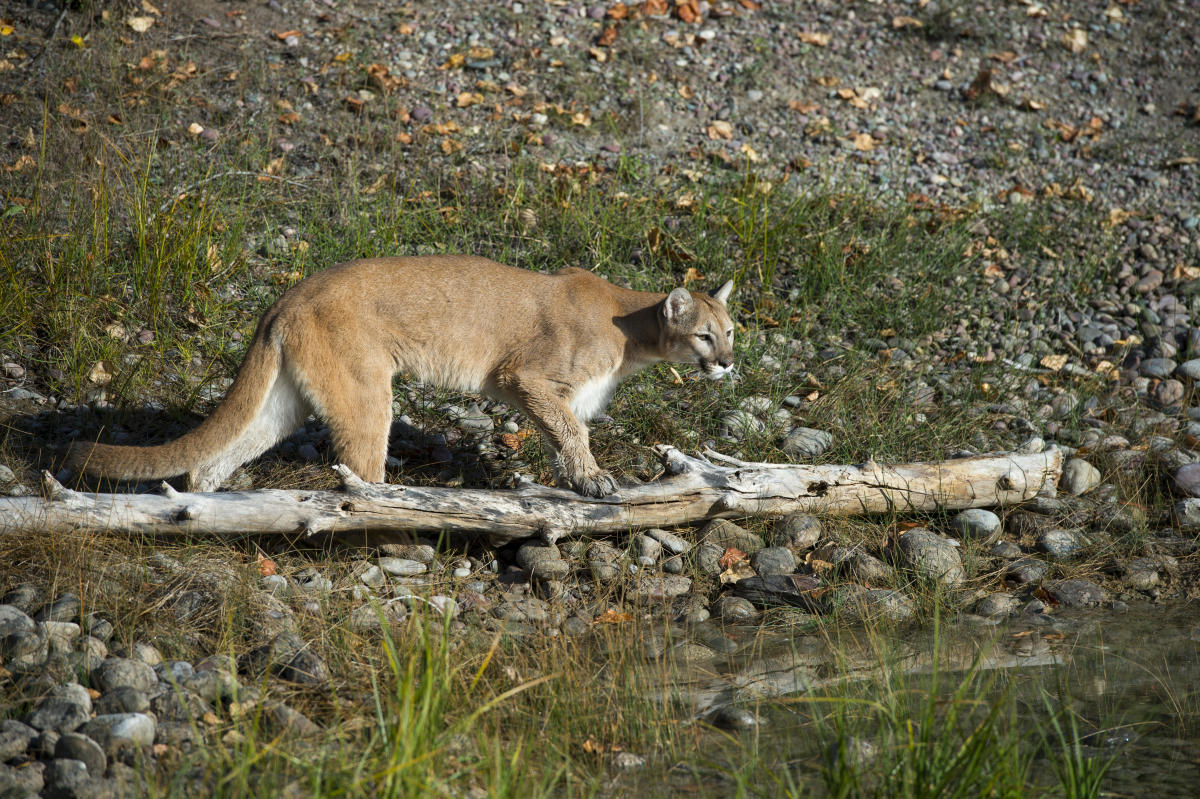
[{"xmin": 504, "ymin": 378, "xmax": 618, "ymax": 498}]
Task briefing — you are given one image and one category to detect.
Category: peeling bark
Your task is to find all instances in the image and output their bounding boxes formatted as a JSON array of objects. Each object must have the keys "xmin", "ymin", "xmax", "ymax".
[{"xmin": 0, "ymin": 446, "xmax": 1063, "ymax": 545}]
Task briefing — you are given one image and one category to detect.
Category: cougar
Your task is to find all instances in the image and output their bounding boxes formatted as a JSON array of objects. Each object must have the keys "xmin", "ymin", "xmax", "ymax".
[{"xmin": 69, "ymin": 255, "xmax": 735, "ymax": 497}]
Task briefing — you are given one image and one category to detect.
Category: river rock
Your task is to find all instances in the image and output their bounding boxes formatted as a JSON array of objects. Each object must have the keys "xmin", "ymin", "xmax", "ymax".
[
  {"xmin": 989, "ymin": 541, "xmax": 1023, "ymax": 559},
  {"xmin": 974, "ymin": 592, "xmax": 1021, "ymax": 618},
  {"xmin": 1004, "ymin": 558, "xmax": 1049, "ymax": 586},
  {"xmin": 516, "ymin": 544, "xmax": 570, "ymax": 580},
  {"xmin": 80, "ymin": 713, "xmax": 156, "ymax": 755},
  {"xmin": 92, "ymin": 658, "xmax": 158, "ymax": 695},
  {"xmin": 781, "ymin": 426, "xmax": 833, "ymax": 457},
  {"xmin": 896, "ymin": 529, "xmax": 965, "ymax": 586},
  {"xmin": 1140, "ymin": 357, "xmax": 1177, "ymax": 379},
  {"xmin": 731, "ymin": 574, "xmax": 826, "ymax": 612},
  {"xmin": 950, "ymin": 509, "xmax": 1002, "ymax": 542},
  {"xmin": 773, "ymin": 513, "xmax": 822, "ymax": 549},
  {"xmin": 42, "ymin": 759, "xmax": 95, "ymax": 797},
  {"xmin": 708, "ymin": 706, "xmax": 762, "ymax": 730},
  {"xmin": 245, "ymin": 631, "xmax": 329, "ymax": 685},
  {"xmin": 644, "ymin": 528, "xmax": 691, "ymax": 555},
  {"xmin": 694, "ymin": 542, "xmax": 726, "ymax": 575},
  {"xmin": 1036, "ymin": 529, "xmax": 1087, "ymax": 560},
  {"xmin": 1122, "ymin": 561, "xmax": 1160, "ymax": 590},
  {"xmin": 1061, "ymin": 458, "xmax": 1101, "ymax": 495},
  {"xmin": 94, "ymin": 686, "xmax": 150, "ymax": 716},
  {"xmin": 1043, "ymin": 579, "xmax": 1106, "ymax": 608},
  {"xmin": 55, "ymin": 732, "xmax": 107, "ymax": 776},
  {"xmin": 750, "ymin": 546, "xmax": 796, "ymax": 576},
  {"xmin": 632, "ymin": 533, "xmax": 663, "ymax": 564},
  {"xmin": 1175, "ymin": 463, "xmax": 1200, "ymax": 498},
  {"xmin": 0, "ymin": 720, "xmax": 36, "ymax": 761},
  {"xmin": 0, "ymin": 604, "xmax": 36, "ymax": 637},
  {"xmin": 25, "ymin": 684, "xmax": 92, "ymax": 733},
  {"xmin": 843, "ymin": 588, "xmax": 916, "ymax": 622},
  {"xmin": 378, "ymin": 557, "xmax": 427, "ymax": 577},
  {"xmin": 632, "ymin": 575, "xmax": 692, "ymax": 601},
  {"xmin": 33, "ymin": 593, "xmax": 80, "ymax": 623},
  {"xmin": 712, "ymin": 596, "xmax": 758, "ymax": 622},
  {"xmin": 698, "ymin": 520, "xmax": 764, "ymax": 554},
  {"xmin": 1176, "ymin": 498, "xmax": 1200, "ymax": 530}
]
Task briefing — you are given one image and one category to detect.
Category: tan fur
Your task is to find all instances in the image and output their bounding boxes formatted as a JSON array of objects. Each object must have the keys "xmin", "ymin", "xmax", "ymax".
[{"xmin": 68, "ymin": 256, "xmax": 735, "ymax": 497}]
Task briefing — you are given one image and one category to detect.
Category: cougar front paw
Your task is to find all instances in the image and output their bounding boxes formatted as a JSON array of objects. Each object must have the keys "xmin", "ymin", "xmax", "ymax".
[{"xmin": 573, "ymin": 470, "xmax": 619, "ymax": 498}]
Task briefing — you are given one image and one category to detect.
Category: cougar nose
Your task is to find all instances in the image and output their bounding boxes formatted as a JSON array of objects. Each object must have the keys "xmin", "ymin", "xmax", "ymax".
[{"xmin": 719, "ymin": 359, "xmax": 732, "ymax": 369}]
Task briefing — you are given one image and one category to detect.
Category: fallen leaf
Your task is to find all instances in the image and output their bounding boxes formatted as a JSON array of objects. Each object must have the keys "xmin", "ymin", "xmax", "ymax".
[
  {"xmin": 852, "ymin": 132, "xmax": 875, "ymax": 151},
  {"xmin": 608, "ymin": 2, "xmax": 629, "ymax": 20},
  {"xmin": 683, "ymin": 266, "xmax": 704, "ymax": 283},
  {"xmin": 797, "ymin": 30, "xmax": 831, "ymax": 47},
  {"xmin": 718, "ymin": 547, "xmax": 747, "ymax": 569},
  {"xmin": 1165, "ymin": 156, "xmax": 1199, "ymax": 167},
  {"xmin": 594, "ymin": 608, "xmax": 634, "ymax": 624},
  {"xmin": 257, "ymin": 553, "xmax": 277, "ymax": 576},
  {"xmin": 1040, "ymin": 354, "xmax": 1068, "ymax": 371},
  {"xmin": 892, "ymin": 15, "xmax": 923, "ymax": 29},
  {"xmin": 498, "ymin": 433, "xmax": 522, "ymax": 451},
  {"xmin": 88, "ymin": 361, "xmax": 114, "ymax": 385},
  {"xmin": 1061, "ymin": 28, "xmax": 1087, "ymax": 54},
  {"xmin": 126, "ymin": 16, "xmax": 155, "ymax": 33},
  {"xmin": 265, "ymin": 156, "xmax": 285, "ymax": 176},
  {"xmin": 597, "ymin": 25, "xmax": 619, "ymax": 47},
  {"xmin": 274, "ymin": 29, "xmax": 302, "ymax": 41},
  {"xmin": 788, "ymin": 100, "xmax": 819, "ymax": 113},
  {"xmin": 456, "ymin": 91, "xmax": 484, "ymax": 107},
  {"xmin": 186, "ymin": 122, "xmax": 203, "ymax": 136},
  {"xmin": 587, "ymin": 46, "xmax": 608, "ymax": 62},
  {"xmin": 440, "ymin": 137, "xmax": 463, "ymax": 154},
  {"xmin": 706, "ymin": 119, "xmax": 733, "ymax": 139}
]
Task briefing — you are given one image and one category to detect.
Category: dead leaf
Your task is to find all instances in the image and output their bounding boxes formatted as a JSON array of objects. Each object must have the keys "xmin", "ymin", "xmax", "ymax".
[
  {"xmin": 440, "ymin": 137, "xmax": 463, "ymax": 154},
  {"xmin": 88, "ymin": 361, "xmax": 114, "ymax": 385},
  {"xmin": 788, "ymin": 100, "xmax": 819, "ymax": 114},
  {"xmin": 683, "ymin": 266, "xmax": 704, "ymax": 283},
  {"xmin": 456, "ymin": 91, "xmax": 484, "ymax": 107},
  {"xmin": 1040, "ymin": 354, "xmax": 1068, "ymax": 371},
  {"xmin": 608, "ymin": 3, "xmax": 629, "ymax": 20},
  {"xmin": 498, "ymin": 433, "xmax": 522, "ymax": 451},
  {"xmin": 797, "ymin": 30, "xmax": 831, "ymax": 47},
  {"xmin": 706, "ymin": 119, "xmax": 733, "ymax": 139},
  {"xmin": 265, "ymin": 156, "xmax": 285, "ymax": 176},
  {"xmin": 719, "ymin": 547, "xmax": 747, "ymax": 569},
  {"xmin": 892, "ymin": 15, "xmax": 923, "ymax": 29},
  {"xmin": 1061, "ymin": 28, "xmax": 1087, "ymax": 54},
  {"xmin": 186, "ymin": 122, "xmax": 203, "ymax": 136},
  {"xmin": 594, "ymin": 608, "xmax": 633, "ymax": 624},
  {"xmin": 852, "ymin": 132, "xmax": 875, "ymax": 151},
  {"xmin": 645, "ymin": 227, "xmax": 695, "ymax": 262},
  {"xmin": 597, "ymin": 25, "xmax": 619, "ymax": 47},
  {"xmin": 257, "ymin": 553, "xmax": 277, "ymax": 576},
  {"xmin": 274, "ymin": 29, "xmax": 302, "ymax": 41},
  {"xmin": 126, "ymin": 16, "xmax": 155, "ymax": 33}
]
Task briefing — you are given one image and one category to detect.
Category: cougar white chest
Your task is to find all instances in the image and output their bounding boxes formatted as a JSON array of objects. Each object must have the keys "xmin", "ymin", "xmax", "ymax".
[{"xmin": 569, "ymin": 372, "xmax": 620, "ymax": 422}]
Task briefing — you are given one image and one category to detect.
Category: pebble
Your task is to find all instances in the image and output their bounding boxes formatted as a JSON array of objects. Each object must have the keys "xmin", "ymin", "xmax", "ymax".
[
  {"xmin": 698, "ymin": 519, "xmax": 764, "ymax": 554},
  {"xmin": 516, "ymin": 544, "xmax": 570, "ymax": 580},
  {"xmin": 773, "ymin": 513, "xmax": 822, "ymax": 549},
  {"xmin": 1139, "ymin": 357, "xmax": 1177, "ymax": 379},
  {"xmin": 1176, "ymin": 358, "xmax": 1200, "ymax": 380},
  {"xmin": 974, "ymin": 592, "xmax": 1021, "ymax": 618},
  {"xmin": 632, "ymin": 575, "xmax": 692, "ymax": 600},
  {"xmin": 780, "ymin": 426, "xmax": 833, "ymax": 458},
  {"xmin": 93, "ymin": 658, "xmax": 159, "ymax": 694},
  {"xmin": 1043, "ymin": 579, "xmax": 1106, "ymax": 608},
  {"xmin": 896, "ymin": 529, "xmax": 965, "ymax": 586},
  {"xmin": 749, "ymin": 546, "xmax": 796, "ymax": 576},
  {"xmin": 708, "ymin": 705, "xmax": 762, "ymax": 730},
  {"xmin": 55, "ymin": 732, "xmax": 107, "ymax": 776},
  {"xmin": 712, "ymin": 595, "xmax": 758, "ymax": 622},
  {"xmin": 990, "ymin": 541, "xmax": 1023, "ymax": 559},
  {"xmin": 644, "ymin": 528, "xmax": 691, "ymax": 555},
  {"xmin": 1037, "ymin": 529, "xmax": 1087, "ymax": 560},
  {"xmin": 1174, "ymin": 463, "xmax": 1200, "ymax": 498},
  {"xmin": 80, "ymin": 712, "xmax": 157, "ymax": 754},
  {"xmin": 1061, "ymin": 458, "xmax": 1102, "ymax": 495},
  {"xmin": 25, "ymin": 684, "xmax": 92, "ymax": 733},
  {"xmin": 1177, "ymin": 498, "xmax": 1200, "ymax": 530},
  {"xmin": 379, "ymin": 557, "xmax": 427, "ymax": 577},
  {"xmin": 950, "ymin": 509, "xmax": 1002, "ymax": 542},
  {"xmin": 1004, "ymin": 558, "xmax": 1049, "ymax": 586}
]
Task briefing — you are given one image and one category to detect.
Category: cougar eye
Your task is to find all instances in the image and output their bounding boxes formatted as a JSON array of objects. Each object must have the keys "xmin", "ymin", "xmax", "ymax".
[{"xmin": 696, "ymin": 333, "xmax": 712, "ymax": 344}]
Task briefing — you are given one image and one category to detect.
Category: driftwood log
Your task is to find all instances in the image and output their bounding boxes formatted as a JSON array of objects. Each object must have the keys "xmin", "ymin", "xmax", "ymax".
[{"xmin": 0, "ymin": 446, "xmax": 1063, "ymax": 545}]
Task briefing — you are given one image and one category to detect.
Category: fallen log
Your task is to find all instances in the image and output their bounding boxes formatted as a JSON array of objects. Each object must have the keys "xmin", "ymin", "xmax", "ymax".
[{"xmin": 0, "ymin": 446, "xmax": 1063, "ymax": 545}]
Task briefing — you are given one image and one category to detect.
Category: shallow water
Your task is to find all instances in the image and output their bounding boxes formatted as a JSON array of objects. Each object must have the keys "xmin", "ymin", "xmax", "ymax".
[{"xmin": 620, "ymin": 604, "xmax": 1200, "ymax": 796}]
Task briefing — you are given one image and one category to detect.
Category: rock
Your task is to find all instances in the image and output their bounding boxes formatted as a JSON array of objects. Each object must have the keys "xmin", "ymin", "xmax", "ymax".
[
  {"xmin": 1139, "ymin": 357, "xmax": 1177, "ymax": 379},
  {"xmin": 846, "ymin": 551, "xmax": 893, "ymax": 584},
  {"xmin": 516, "ymin": 544, "xmax": 570, "ymax": 580},
  {"xmin": 92, "ymin": 658, "xmax": 158, "ymax": 695},
  {"xmin": 708, "ymin": 706, "xmax": 762, "ymax": 730},
  {"xmin": 712, "ymin": 596, "xmax": 758, "ymax": 622},
  {"xmin": 632, "ymin": 533, "xmax": 662, "ymax": 563},
  {"xmin": 698, "ymin": 519, "xmax": 764, "ymax": 554},
  {"xmin": 896, "ymin": 529, "xmax": 965, "ymax": 586},
  {"xmin": 42, "ymin": 759, "xmax": 94, "ymax": 798},
  {"xmin": 1004, "ymin": 558, "xmax": 1049, "ymax": 586},
  {"xmin": 612, "ymin": 751, "xmax": 647, "ymax": 769},
  {"xmin": 0, "ymin": 760, "xmax": 44, "ymax": 795},
  {"xmin": 1175, "ymin": 498, "xmax": 1200, "ymax": 530},
  {"xmin": 644, "ymin": 528, "xmax": 691, "ymax": 555},
  {"xmin": 1, "ymin": 584, "xmax": 41, "ymax": 613},
  {"xmin": 93, "ymin": 686, "xmax": 150, "ymax": 716},
  {"xmin": 632, "ymin": 575, "xmax": 692, "ymax": 600},
  {"xmin": 694, "ymin": 542, "xmax": 726, "ymax": 575},
  {"xmin": 25, "ymin": 684, "xmax": 92, "ymax": 733},
  {"xmin": 731, "ymin": 574, "xmax": 826, "ymax": 612},
  {"xmin": 750, "ymin": 546, "xmax": 796, "ymax": 576},
  {"xmin": 1043, "ymin": 579, "xmax": 1106, "ymax": 608},
  {"xmin": 974, "ymin": 593, "xmax": 1021, "ymax": 618},
  {"xmin": 79, "ymin": 713, "xmax": 156, "ymax": 755},
  {"xmin": 950, "ymin": 509, "xmax": 1002, "ymax": 542},
  {"xmin": 1155, "ymin": 379, "xmax": 1185, "ymax": 406},
  {"xmin": 1123, "ymin": 562, "xmax": 1159, "ymax": 590},
  {"xmin": 150, "ymin": 685, "xmax": 214, "ymax": 723},
  {"xmin": 722, "ymin": 409, "xmax": 764, "ymax": 439},
  {"xmin": 33, "ymin": 593, "xmax": 80, "ymax": 623},
  {"xmin": 55, "ymin": 732, "xmax": 107, "ymax": 776},
  {"xmin": 1061, "ymin": 458, "xmax": 1101, "ymax": 495},
  {"xmin": 456, "ymin": 402, "xmax": 493, "ymax": 432},
  {"xmin": 0, "ymin": 604, "xmax": 36, "ymax": 637},
  {"xmin": 989, "ymin": 541, "xmax": 1023, "ymax": 559},
  {"xmin": 1175, "ymin": 463, "xmax": 1200, "ymax": 498},
  {"xmin": 773, "ymin": 513, "xmax": 822, "ymax": 549},
  {"xmin": 245, "ymin": 632, "xmax": 329, "ymax": 685},
  {"xmin": 126, "ymin": 642, "xmax": 163, "ymax": 667},
  {"xmin": 1036, "ymin": 529, "xmax": 1087, "ymax": 560},
  {"xmin": 843, "ymin": 589, "xmax": 916, "ymax": 622},
  {"xmin": 780, "ymin": 426, "xmax": 833, "ymax": 458},
  {"xmin": 379, "ymin": 543, "xmax": 436, "ymax": 563},
  {"xmin": 348, "ymin": 601, "xmax": 407, "ymax": 632},
  {"xmin": 378, "ymin": 557, "xmax": 427, "ymax": 577},
  {"xmin": 0, "ymin": 720, "xmax": 36, "ymax": 761},
  {"xmin": 1176, "ymin": 358, "xmax": 1200, "ymax": 380}
]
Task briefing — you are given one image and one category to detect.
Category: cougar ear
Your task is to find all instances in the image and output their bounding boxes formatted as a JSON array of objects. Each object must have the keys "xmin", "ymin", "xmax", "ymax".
[
  {"xmin": 711, "ymin": 280, "xmax": 734, "ymax": 306},
  {"xmin": 663, "ymin": 288, "xmax": 694, "ymax": 321}
]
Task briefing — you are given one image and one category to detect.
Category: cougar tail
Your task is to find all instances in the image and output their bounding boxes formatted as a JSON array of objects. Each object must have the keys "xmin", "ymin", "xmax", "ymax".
[{"xmin": 68, "ymin": 332, "xmax": 308, "ymax": 491}]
